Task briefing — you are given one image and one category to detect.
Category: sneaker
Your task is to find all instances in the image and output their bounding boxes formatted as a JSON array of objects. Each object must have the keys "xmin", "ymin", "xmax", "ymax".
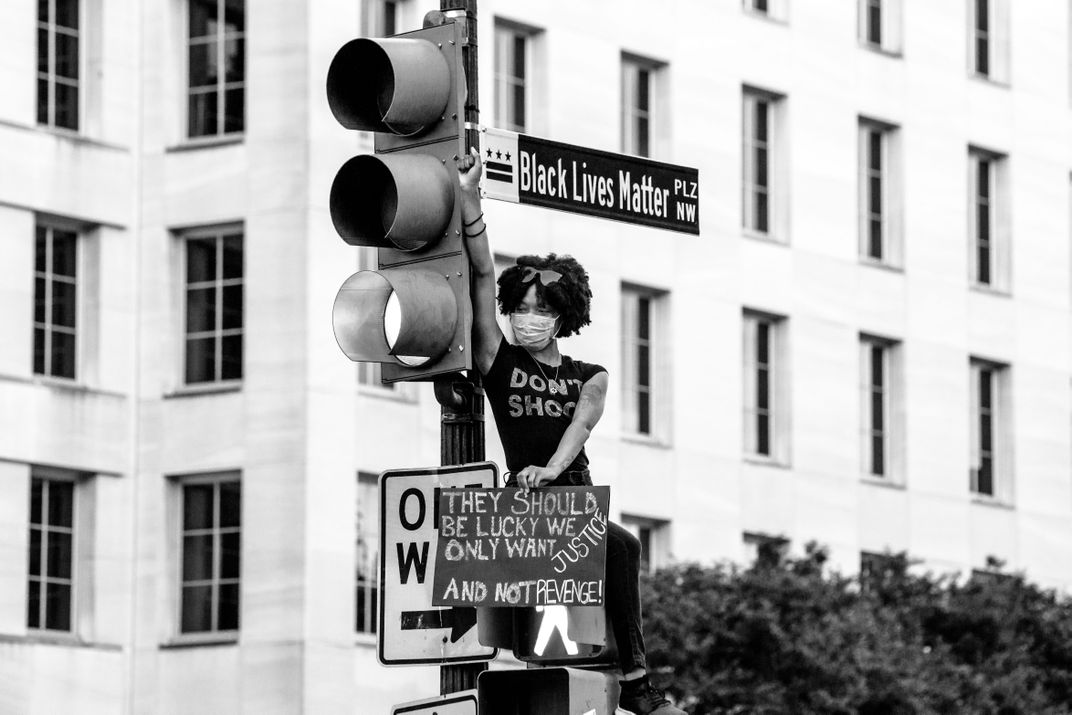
[{"xmin": 617, "ymin": 677, "xmax": 688, "ymax": 715}]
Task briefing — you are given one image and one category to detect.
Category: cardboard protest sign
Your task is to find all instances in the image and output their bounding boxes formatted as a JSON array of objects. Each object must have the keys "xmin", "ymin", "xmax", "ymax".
[{"xmin": 431, "ymin": 487, "xmax": 610, "ymax": 607}]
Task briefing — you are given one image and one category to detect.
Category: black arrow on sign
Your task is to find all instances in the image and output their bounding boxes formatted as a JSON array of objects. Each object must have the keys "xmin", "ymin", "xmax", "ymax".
[{"xmin": 400, "ymin": 607, "xmax": 478, "ymax": 643}]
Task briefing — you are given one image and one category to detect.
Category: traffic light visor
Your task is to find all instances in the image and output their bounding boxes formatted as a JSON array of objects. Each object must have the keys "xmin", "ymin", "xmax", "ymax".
[
  {"xmin": 332, "ymin": 268, "xmax": 458, "ymax": 366},
  {"xmin": 330, "ymin": 154, "xmax": 455, "ymax": 252},
  {"xmin": 326, "ymin": 38, "xmax": 451, "ymax": 136}
]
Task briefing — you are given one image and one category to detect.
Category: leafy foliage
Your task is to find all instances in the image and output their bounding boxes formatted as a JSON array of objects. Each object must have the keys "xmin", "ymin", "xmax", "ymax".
[{"xmin": 640, "ymin": 545, "xmax": 1072, "ymax": 714}]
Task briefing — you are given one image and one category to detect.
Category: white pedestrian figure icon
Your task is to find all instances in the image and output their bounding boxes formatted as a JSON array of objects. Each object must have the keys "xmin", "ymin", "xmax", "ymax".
[{"xmin": 533, "ymin": 605, "xmax": 578, "ymax": 655}]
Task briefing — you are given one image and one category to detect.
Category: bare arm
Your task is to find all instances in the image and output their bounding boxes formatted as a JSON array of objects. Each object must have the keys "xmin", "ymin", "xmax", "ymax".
[
  {"xmin": 458, "ymin": 149, "xmax": 501, "ymax": 375},
  {"xmin": 515, "ymin": 371, "xmax": 609, "ymax": 492}
]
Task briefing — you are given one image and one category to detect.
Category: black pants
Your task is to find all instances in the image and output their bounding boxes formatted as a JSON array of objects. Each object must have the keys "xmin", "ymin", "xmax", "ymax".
[{"xmin": 508, "ymin": 469, "xmax": 648, "ymax": 673}]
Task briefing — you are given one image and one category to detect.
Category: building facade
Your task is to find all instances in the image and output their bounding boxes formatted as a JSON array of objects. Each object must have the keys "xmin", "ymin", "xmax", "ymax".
[{"xmin": 0, "ymin": 0, "xmax": 1071, "ymax": 711}]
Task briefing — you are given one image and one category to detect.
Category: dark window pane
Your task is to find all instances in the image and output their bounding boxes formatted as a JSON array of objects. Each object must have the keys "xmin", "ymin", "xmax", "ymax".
[
  {"xmin": 868, "ymin": 132, "xmax": 882, "ymax": 171},
  {"xmin": 48, "ymin": 482, "xmax": 74, "ymax": 528},
  {"xmin": 980, "ymin": 416, "xmax": 992, "ymax": 451},
  {"xmin": 184, "ymin": 484, "xmax": 214, "ymax": 530},
  {"xmin": 35, "ymin": 278, "xmax": 47, "ymax": 323},
  {"xmin": 636, "ymin": 69, "xmax": 650, "ymax": 112},
  {"xmin": 754, "ymin": 0, "xmax": 768, "ymax": 12},
  {"xmin": 186, "ymin": 287, "xmax": 217, "ymax": 333},
  {"xmin": 383, "ymin": 1, "xmax": 397, "ymax": 36},
  {"xmin": 219, "ymin": 481, "xmax": 240, "ymax": 528},
  {"xmin": 636, "ymin": 117, "xmax": 649, "ymax": 157},
  {"xmin": 637, "ymin": 297, "xmax": 651, "ymax": 339},
  {"xmin": 511, "ymin": 84, "xmax": 525, "ymax": 131},
  {"xmin": 754, "ymin": 102, "xmax": 768, "ymax": 141},
  {"xmin": 872, "ymin": 436, "xmax": 885, "ymax": 475},
  {"xmin": 51, "ymin": 331, "xmax": 76, "ymax": 379},
  {"xmin": 637, "ymin": 392, "xmax": 650, "ymax": 435},
  {"xmin": 187, "ymin": 239, "xmax": 217, "ymax": 283},
  {"xmin": 224, "ymin": 87, "xmax": 244, "ymax": 134},
  {"xmin": 977, "ymin": 247, "xmax": 990, "ymax": 284},
  {"xmin": 185, "ymin": 337, "xmax": 216, "ymax": 383},
  {"xmin": 755, "ymin": 147, "xmax": 768, "ymax": 187},
  {"xmin": 637, "ymin": 345, "xmax": 650, "ymax": 388},
  {"xmin": 52, "ymin": 281, "xmax": 76, "ymax": 328},
  {"xmin": 55, "ymin": 33, "xmax": 79, "ymax": 79},
  {"xmin": 29, "ymin": 528, "xmax": 43, "ymax": 576},
  {"xmin": 755, "ymin": 192, "xmax": 769, "ymax": 232},
  {"xmin": 757, "ymin": 414, "xmax": 770, "ymax": 455},
  {"xmin": 38, "ymin": 28, "xmax": 49, "ymax": 73},
  {"xmin": 218, "ymin": 583, "xmax": 240, "ymax": 630},
  {"xmin": 54, "ymin": 82, "xmax": 78, "ymax": 130},
  {"xmin": 47, "ymin": 531, "xmax": 72, "ymax": 578},
  {"xmin": 756, "ymin": 323, "xmax": 769, "ymax": 362},
  {"xmin": 189, "ymin": 0, "xmax": 216, "ymax": 39},
  {"xmin": 52, "ymin": 232, "xmax": 77, "ymax": 276},
  {"xmin": 183, "ymin": 534, "xmax": 214, "ymax": 581},
  {"xmin": 55, "ymin": 0, "xmax": 78, "ymax": 29},
  {"xmin": 181, "ymin": 585, "xmax": 213, "ymax": 632},
  {"xmin": 220, "ymin": 532, "xmax": 240, "ymax": 578},
  {"xmin": 513, "ymin": 36, "xmax": 526, "ymax": 77},
  {"xmin": 37, "ymin": 78, "xmax": 50, "ymax": 125},
  {"xmin": 871, "ymin": 391, "xmax": 884, "ymax": 430},
  {"xmin": 870, "ymin": 347, "xmax": 884, "ymax": 387},
  {"xmin": 868, "ymin": 2, "xmax": 882, "ymax": 44},
  {"xmin": 189, "ymin": 91, "xmax": 218, "ymax": 138},
  {"xmin": 869, "ymin": 176, "xmax": 882, "ymax": 215},
  {"xmin": 35, "ymin": 227, "xmax": 48, "ymax": 271},
  {"xmin": 44, "ymin": 582, "xmax": 71, "ymax": 630},
  {"xmin": 869, "ymin": 220, "xmax": 883, "ymax": 258},
  {"xmin": 224, "ymin": 38, "xmax": 243, "ymax": 82},
  {"xmin": 977, "ymin": 205, "xmax": 990, "ymax": 242},
  {"xmin": 977, "ymin": 458, "xmax": 993, "ymax": 495},
  {"xmin": 975, "ymin": 38, "xmax": 989, "ymax": 75},
  {"xmin": 27, "ymin": 579, "xmax": 41, "ymax": 628},
  {"xmin": 976, "ymin": 0, "xmax": 989, "ymax": 31},
  {"xmin": 757, "ymin": 368, "xmax": 769, "ymax": 409},
  {"xmin": 223, "ymin": 0, "xmax": 245, "ymax": 33},
  {"xmin": 31, "ymin": 480, "xmax": 44, "ymax": 524},
  {"xmin": 979, "ymin": 371, "xmax": 992, "ymax": 405},
  {"xmin": 33, "ymin": 329, "xmax": 46, "ymax": 374},
  {"xmin": 977, "ymin": 160, "xmax": 990, "ymax": 197},
  {"xmin": 222, "ymin": 236, "xmax": 242, "ymax": 278},
  {"xmin": 38, "ymin": 0, "xmax": 49, "ymax": 23},
  {"xmin": 221, "ymin": 335, "xmax": 242, "ymax": 380},
  {"xmin": 188, "ymin": 42, "xmax": 217, "ymax": 89}
]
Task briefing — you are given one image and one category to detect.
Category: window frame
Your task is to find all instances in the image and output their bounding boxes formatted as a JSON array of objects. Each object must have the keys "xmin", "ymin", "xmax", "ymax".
[
  {"xmin": 742, "ymin": 531, "xmax": 789, "ymax": 567},
  {"xmin": 621, "ymin": 284, "xmax": 670, "ymax": 443},
  {"xmin": 969, "ymin": 358, "xmax": 1012, "ymax": 502},
  {"xmin": 742, "ymin": 310, "xmax": 789, "ymax": 464},
  {"xmin": 355, "ymin": 471, "xmax": 380, "ymax": 637},
  {"xmin": 33, "ymin": 220, "xmax": 81, "ymax": 381},
  {"xmin": 27, "ymin": 469, "xmax": 81, "ymax": 637},
  {"xmin": 180, "ymin": 225, "xmax": 244, "ymax": 388},
  {"xmin": 362, "ymin": 0, "xmax": 402, "ymax": 37},
  {"xmin": 170, "ymin": 471, "xmax": 242, "ymax": 643},
  {"xmin": 858, "ymin": 0, "xmax": 903, "ymax": 55},
  {"xmin": 968, "ymin": 147, "xmax": 1009, "ymax": 292},
  {"xmin": 37, "ymin": 0, "xmax": 82, "ymax": 131},
  {"xmin": 186, "ymin": 0, "xmax": 246, "ymax": 140},
  {"xmin": 968, "ymin": 0, "xmax": 1009, "ymax": 83},
  {"xmin": 742, "ymin": 87, "xmax": 787, "ymax": 242},
  {"xmin": 858, "ymin": 118, "xmax": 903, "ymax": 267},
  {"xmin": 621, "ymin": 53, "xmax": 665, "ymax": 159},
  {"xmin": 860, "ymin": 334, "xmax": 904, "ymax": 483},
  {"xmin": 621, "ymin": 515, "xmax": 671, "ymax": 575},
  {"xmin": 493, "ymin": 21, "xmax": 533, "ymax": 133}
]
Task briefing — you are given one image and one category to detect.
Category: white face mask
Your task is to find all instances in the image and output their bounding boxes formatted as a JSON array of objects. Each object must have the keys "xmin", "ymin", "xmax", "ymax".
[{"xmin": 511, "ymin": 313, "xmax": 558, "ymax": 351}]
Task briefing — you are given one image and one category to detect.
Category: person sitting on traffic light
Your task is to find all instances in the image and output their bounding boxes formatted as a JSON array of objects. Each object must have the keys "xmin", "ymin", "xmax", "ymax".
[{"xmin": 458, "ymin": 150, "xmax": 688, "ymax": 715}]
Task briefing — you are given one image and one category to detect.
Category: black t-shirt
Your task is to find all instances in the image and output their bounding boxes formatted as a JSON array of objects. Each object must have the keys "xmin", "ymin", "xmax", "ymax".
[{"xmin": 483, "ymin": 337, "xmax": 607, "ymax": 476}]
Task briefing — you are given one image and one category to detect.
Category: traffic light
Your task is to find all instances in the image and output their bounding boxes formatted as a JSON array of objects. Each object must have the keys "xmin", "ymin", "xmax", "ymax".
[
  {"xmin": 326, "ymin": 19, "xmax": 470, "ymax": 382},
  {"xmin": 477, "ymin": 605, "xmax": 618, "ymax": 666},
  {"xmin": 477, "ymin": 667, "xmax": 618, "ymax": 715}
]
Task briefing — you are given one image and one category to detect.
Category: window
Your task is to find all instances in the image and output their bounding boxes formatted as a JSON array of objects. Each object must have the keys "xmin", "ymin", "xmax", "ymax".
[
  {"xmin": 621, "ymin": 55, "xmax": 664, "ymax": 158},
  {"xmin": 27, "ymin": 473, "xmax": 76, "ymax": 632},
  {"xmin": 37, "ymin": 0, "xmax": 80, "ymax": 130},
  {"xmin": 743, "ymin": 0, "xmax": 787, "ymax": 21},
  {"xmin": 743, "ymin": 310, "xmax": 787, "ymax": 461},
  {"xmin": 859, "ymin": 551, "xmax": 901, "ymax": 591},
  {"xmin": 621, "ymin": 286, "xmax": 667, "ymax": 439},
  {"xmin": 179, "ymin": 475, "xmax": 240, "ymax": 634},
  {"xmin": 356, "ymin": 472, "xmax": 379, "ymax": 634},
  {"xmin": 969, "ymin": 0, "xmax": 1009, "ymax": 81},
  {"xmin": 187, "ymin": 0, "xmax": 245, "ymax": 138},
  {"xmin": 742, "ymin": 88, "xmax": 786, "ymax": 240},
  {"xmin": 968, "ymin": 148, "xmax": 1008, "ymax": 290},
  {"xmin": 970, "ymin": 359, "xmax": 1009, "ymax": 500},
  {"xmin": 494, "ymin": 23, "xmax": 532, "ymax": 133},
  {"xmin": 621, "ymin": 516, "xmax": 670, "ymax": 574},
  {"xmin": 860, "ymin": 336, "xmax": 902, "ymax": 480},
  {"xmin": 858, "ymin": 0, "xmax": 902, "ymax": 53},
  {"xmin": 34, "ymin": 223, "xmax": 78, "ymax": 379},
  {"xmin": 363, "ymin": 0, "xmax": 402, "ymax": 37},
  {"xmin": 859, "ymin": 119, "xmax": 902, "ymax": 265},
  {"xmin": 184, "ymin": 229, "xmax": 243, "ymax": 385},
  {"xmin": 743, "ymin": 532, "xmax": 788, "ymax": 567}
]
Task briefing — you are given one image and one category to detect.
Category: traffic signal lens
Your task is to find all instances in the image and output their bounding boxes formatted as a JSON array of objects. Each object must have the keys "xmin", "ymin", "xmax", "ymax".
[
  {"xmin": 384, "ymin": 291, "xmax": 430, "ymax": 367},
  {"xmin": 326, "ymin": 38, "xmax": 451, "ymax": 136},
  {"xmin": 330, "ymin": 154, "xmax": 455, "ymax": 252}
]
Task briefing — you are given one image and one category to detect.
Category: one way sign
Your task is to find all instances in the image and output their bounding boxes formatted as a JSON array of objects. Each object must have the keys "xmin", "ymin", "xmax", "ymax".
[{"xmin": 378, "ymin": 463, "xmax": 498, "ymax": 665}]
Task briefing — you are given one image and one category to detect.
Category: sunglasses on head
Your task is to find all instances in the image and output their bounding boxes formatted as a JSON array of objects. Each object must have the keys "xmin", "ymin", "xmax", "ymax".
[{"xmin": 520, "ymin": 267, "xmax": 563, "ymax": 285}]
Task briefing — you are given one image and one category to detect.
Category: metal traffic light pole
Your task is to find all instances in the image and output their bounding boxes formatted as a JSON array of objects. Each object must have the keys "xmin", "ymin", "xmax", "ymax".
[{"xmin": 433, "ymin": 0, "xmax": 486, "ymax": 696}]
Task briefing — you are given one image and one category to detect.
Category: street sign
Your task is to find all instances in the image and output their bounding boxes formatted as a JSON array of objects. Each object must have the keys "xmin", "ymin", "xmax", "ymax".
[
  {"xmin": 392, "ymin": 690, "xmax": 478, "ymax": 715},
  {"xmin": 481, "ymin": 127, "xmax": 700, "ymax": 234},
  {"xmin": 379, "ymin": 463, "xmax": 498, "ymax": 665}
]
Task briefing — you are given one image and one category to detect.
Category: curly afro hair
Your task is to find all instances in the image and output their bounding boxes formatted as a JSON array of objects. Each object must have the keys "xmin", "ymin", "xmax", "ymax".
[{"xmin": 497, "ymin": 253, "xmax": 592, "ymax": 338}]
